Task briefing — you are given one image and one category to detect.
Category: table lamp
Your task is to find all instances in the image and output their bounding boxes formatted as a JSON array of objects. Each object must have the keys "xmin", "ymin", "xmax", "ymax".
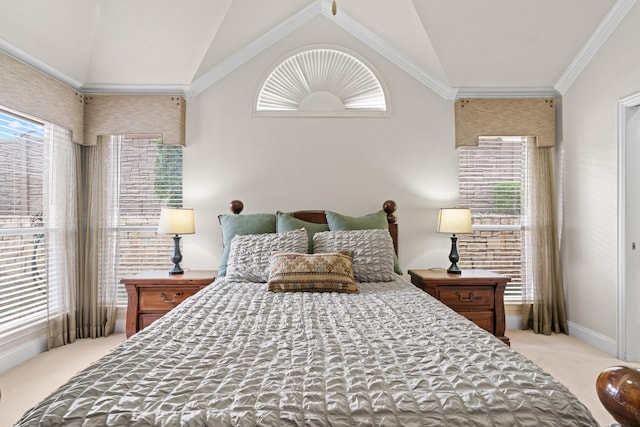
[
  {"xmin": 158, "ymin": 207, "xmax": 195, "ymax": 274},
  {"xmin": 437, "ymin": 208, "xmax": 472, "ymax": 274}
]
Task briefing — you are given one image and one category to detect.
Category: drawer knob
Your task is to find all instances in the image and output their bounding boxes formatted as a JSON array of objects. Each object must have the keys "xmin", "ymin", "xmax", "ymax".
[
  {"xmin": 160, "ymin": 292, "xmax": 183, "ymax": 303},
  {"xmin": 457, "ymin": 292, "xmax": 474, "ymax": 302}
]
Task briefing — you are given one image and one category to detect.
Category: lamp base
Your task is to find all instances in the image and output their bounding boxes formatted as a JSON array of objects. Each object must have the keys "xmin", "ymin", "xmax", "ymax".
[
  {"xmin": 447, "ymin": 263, "xmax": 462, "ymax": 274},
  {"xmin": 447, "ymin": 234, "xmax": 463, "ymax": 274},
  {"xmin": 169, "ymin": 264, "xmax": 184, "ymax": 275},
  {"xmin": 169, "ymin": 235, "xmax": 184, "ymax": 275}
]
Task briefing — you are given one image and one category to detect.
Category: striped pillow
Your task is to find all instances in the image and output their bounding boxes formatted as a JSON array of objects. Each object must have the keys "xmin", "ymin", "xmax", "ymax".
[
  {"xmin": 226, "ymin": 228, "xmax": 307, "ymax": 282},
  {"xmin": 313, "ymin": 229, "xmax": 395, "ymax": 282}
]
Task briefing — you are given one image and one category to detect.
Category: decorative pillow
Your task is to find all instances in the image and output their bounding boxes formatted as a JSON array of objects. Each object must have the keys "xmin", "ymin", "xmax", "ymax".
[
  {"xmin": 325, "ymin": 210, "xmax": 402, "ymax": 275},
  {"xmin": 313, "ymin": 229, "xmax": 396, "ymax": 282},
  {"xmin": 217, "ymin": 213, "xmax": 276, "ymax": 277},
  {"xmin": 276, "ymin": 211, "xmax": 329, "ymax": 253},
  {"xmin": 325, "ymin": 210, "xmax": 389, "ymax": 231},
  {"xmin": 226, "ymin": 228, "xmax": 307, "ymax": 282},
  {"xmin": 267, "ymin": 251, "xmax": 357, "ymax": 293}
]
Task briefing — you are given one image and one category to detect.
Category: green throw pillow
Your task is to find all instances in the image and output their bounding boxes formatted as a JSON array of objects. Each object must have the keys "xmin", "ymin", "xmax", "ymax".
[
  {"xmin": 217, "ymin": 213, "xmax": 276, "ymax": 277},
  {"xmin": 276, "ymin": 212, "xmax": 329, "ymax": 253},
  {"xmin": 325, "ymin": 209, "xmax": 402, "ymax": 275},
  {"xmin": 325, "ymin": 210, "xmax": 389, "ymax": 231}
]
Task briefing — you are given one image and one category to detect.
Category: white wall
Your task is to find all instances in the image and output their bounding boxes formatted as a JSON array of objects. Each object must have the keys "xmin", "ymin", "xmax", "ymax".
[
  {"xmin": 181, "ymin": 17, "xmax": 459, "ymax": 275},
  {"xmin": 561, "ymin": 3, "xmax": 640, "ymax": 351}
]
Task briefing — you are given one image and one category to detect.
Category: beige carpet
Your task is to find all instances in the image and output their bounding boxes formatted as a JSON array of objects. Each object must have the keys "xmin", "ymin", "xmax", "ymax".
[
  {"xmin": 509, "ymin": 329, "xmax": 640, "ymax": 426},
  {"xmin": 1, "ymin": 330, "xmax": 637, "ymax": 426},
  {"xmin": 0, "ymin": 333, "xmax": 126, "ymax": 426}
]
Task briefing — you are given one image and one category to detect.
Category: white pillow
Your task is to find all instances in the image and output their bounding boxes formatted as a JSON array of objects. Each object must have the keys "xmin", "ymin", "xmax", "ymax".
[
  {"xmin": 226, "ymin": 228, "xmax": 307, "ymax": 282},
  {"xmin": 313, "ymin": 229, "xmax": 395, "ymax": 282}
]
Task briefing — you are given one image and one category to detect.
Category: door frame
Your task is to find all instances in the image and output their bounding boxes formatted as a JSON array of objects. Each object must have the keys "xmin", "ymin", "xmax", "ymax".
[{"xmin": 617, "ymin": 91, "xmax": 640, "ymax": 361}]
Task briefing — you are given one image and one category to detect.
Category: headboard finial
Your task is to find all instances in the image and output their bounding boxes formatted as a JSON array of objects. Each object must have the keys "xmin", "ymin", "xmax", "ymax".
[
  {"xmin": 383, "ymin": 200, "xmax": 397, "ymax": 224},
  {"xmin": 230, "ymin": 200, "xmax": 244, "ymax": 215}
]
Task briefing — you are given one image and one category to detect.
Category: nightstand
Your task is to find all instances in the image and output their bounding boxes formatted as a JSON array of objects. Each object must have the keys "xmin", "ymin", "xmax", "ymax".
[
  {"xmin": 122, "ymin": 270, "xmax": 217, "ymax": 337},
  {"xmin": 408, "ymin": 269, "xmax": 510, "ymax": 345}
]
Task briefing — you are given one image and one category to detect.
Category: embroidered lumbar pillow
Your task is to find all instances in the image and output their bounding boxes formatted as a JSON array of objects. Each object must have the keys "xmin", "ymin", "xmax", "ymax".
[{"xmin": 267, "ymin": 251, "xmax": 357, "ymax": 293}]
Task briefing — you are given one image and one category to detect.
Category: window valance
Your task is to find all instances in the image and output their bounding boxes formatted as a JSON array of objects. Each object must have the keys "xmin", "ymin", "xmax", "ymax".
[
  {"xmin": 84, "ymin": 95, "xmax": 185, "ymax": 146},
  {"xmin": 0, "ymin": 52, "xmax": 84, "ymax": 144},
  {"xmin": 455, "ymin": 98, "xmax": 556, "ymax": 148}
]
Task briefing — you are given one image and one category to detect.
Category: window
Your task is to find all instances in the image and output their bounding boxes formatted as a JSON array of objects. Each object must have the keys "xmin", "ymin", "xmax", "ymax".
[
  {"xmin": 0, "ymin": 109, "xmax": 73, "ymax": 335},
  {"xmin": 457, "ymin": 137, "xmax": 528, "ymax": 301},
  {"xmin": 115, "ymin": 136, "xmax": 183, "ymax": 304},
  {"xmin": 256, "ymin": 48, "xmax": 387, "ymax": 116}
]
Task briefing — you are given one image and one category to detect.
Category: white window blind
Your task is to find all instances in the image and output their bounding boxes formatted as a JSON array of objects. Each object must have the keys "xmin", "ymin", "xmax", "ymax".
[
  {"xmin": 116, "ymin": 137, "xmax": 183, "ymax": 304},
  {"xmin": 0, "ymin": 109, "xmax": 47, "ymax": 333},
  {"xmin": 457, "ymin": 137, "xmax": 527, "ymax": 300}
]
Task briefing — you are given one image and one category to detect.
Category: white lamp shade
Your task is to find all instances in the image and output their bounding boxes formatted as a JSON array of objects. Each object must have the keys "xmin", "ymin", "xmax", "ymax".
[
  {"xmin": 158, "ymin": 208, "xmax": 195, "ymax": 235},
  {"xmin": 437, "ymin": 208, "xmax": 472, "ymax": 234}
]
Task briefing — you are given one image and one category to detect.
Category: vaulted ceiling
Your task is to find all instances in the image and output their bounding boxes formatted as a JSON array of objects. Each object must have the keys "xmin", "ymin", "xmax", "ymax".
[{"xmin": 0, "ymin": 0, "xmax": 632, "ymax": 99}]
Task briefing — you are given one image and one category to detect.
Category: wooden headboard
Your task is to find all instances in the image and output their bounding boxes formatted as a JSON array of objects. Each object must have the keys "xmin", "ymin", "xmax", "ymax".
[{"xmin": 229, "ymin": 200, "xmax": 398, "ymax": 255}]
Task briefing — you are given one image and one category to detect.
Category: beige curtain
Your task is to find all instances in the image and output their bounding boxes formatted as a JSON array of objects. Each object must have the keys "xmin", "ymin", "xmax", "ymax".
[
  {"xmin": 77, "ymin": 136, "xmax": 119, "ymax": 338},
  {"xmin": 522, "ymin": 140, "xmax": 568, "ymax": 334},
  {"xmin": 45, "ymin": 123, "xmax": 80, "ymax": 349}
]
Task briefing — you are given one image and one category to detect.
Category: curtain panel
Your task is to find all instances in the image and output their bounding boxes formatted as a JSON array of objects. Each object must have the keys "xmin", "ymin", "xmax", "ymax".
[
  {"xmin": 45, "ymin": 124, "xmax": 80, "ymax": 349},
  {"xmin": 46, "ymin": 131, "xmax": 121, "ymax": 346},
  {"xmin": 78, "ymin": 137, "xmax": 120, "ymax": 338},
  {"xmin": 522, "ymin": 143, "xmax": 568, "ymax": 334}
]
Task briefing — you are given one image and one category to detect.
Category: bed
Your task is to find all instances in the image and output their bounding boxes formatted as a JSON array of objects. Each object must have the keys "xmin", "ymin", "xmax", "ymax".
[{"xmin": 16, "ymin": 200, "xmax": 599, "ymax": 426}]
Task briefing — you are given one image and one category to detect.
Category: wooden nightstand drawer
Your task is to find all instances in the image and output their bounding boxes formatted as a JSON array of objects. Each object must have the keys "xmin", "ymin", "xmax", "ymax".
[
  {"xmin": 438, "ymin": 286, "xmax": 494, "ymax": 310},
  {"xmin": 122, "ymin": 270, "xmax": 217, "ymax": 337},
  {"xmin": 459, "ymin": 311, "xmax": 495, "ymax": 333},
  {"xmin": 408, "ymin": 269, "xmax": 510, "ymax": 345},
  {"xmin": 139, "ymin": 288, "xmax": 199, "ymax": 311},
  {"xmin": 140, "ymin": 313, "xmax": 164, "ymax": 329}
]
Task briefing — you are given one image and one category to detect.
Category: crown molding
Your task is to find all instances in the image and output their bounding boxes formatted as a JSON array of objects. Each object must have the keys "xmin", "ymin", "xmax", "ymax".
[
  {"xmin": 0, "ymin": 37, "xmax": 83, "ymax": 90},
  {"xmin": 554, "ymin": 0, "xmax": 636, "ymax": 94},
  {"xmin": 187, "ymin": 1, "xmax": 321, "ymax": 97},
  {"xmin": 81, "ymin": 84, "xmax": 190, "ymax": 96},
  {"xmin": 455, "ymin": 87, "xmax": 559, "ymax": 99}
]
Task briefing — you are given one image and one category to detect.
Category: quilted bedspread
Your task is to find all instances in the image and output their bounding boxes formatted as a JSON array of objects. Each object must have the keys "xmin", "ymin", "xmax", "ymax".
[{"xmin": 16, "ymin": 277, "xmax": 597, "ymax": 426}]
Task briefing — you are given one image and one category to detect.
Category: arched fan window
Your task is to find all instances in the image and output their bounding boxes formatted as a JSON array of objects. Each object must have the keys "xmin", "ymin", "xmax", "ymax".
[{"xmin": 256, "ymin": 48, "xmax": 387, "ymax": 116}]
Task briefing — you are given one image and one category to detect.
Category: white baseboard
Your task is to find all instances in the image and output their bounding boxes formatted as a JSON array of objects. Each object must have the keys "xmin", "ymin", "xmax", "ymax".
[
  {"xmin": 506, "ymin": 315, "xmax": 522, "ymax": 330},
  {"xmin": 505, "ymin": 303, "xmax": 523, "ymax": 330},
  {"xmin": 0, "ymin": 333, "xmax": 47, "ymax": 374},
  {"xmin": 0, "ymin": 308, "xmax": 127, "ymax": 375},
  {"xmin": 506, "ymin": 316, "xmax": 617, "ymax": 357},
  {"xmin": 113, "ymin": 307, "xmax": 127, "ymax": 333},
  {"xmin": 568, "ymin": 320, "xmax": 617, "ymax": 357}
]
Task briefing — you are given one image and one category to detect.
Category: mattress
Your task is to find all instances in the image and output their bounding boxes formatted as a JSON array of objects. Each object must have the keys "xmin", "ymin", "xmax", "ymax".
[{"xmin": 16, "ymin": 276, "xmax": 597, "ymax": 426}]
